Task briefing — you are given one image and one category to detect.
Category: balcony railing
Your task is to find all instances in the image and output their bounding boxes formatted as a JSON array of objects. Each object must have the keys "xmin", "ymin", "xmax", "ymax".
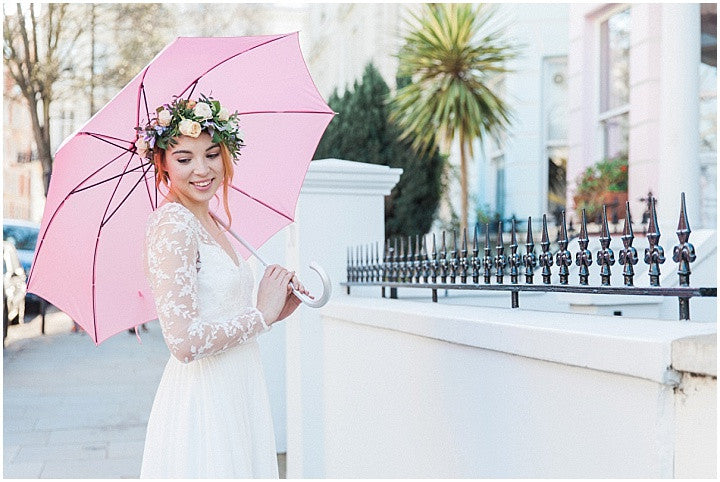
[{"xmin": 342, "ymin": 193, "xmax": 716, "ymax": 320}]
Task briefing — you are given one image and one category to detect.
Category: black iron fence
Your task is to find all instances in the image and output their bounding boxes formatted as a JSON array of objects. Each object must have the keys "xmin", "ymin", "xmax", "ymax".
[{"xmin": 342, "ymin": 193, "xmax": 716, "ymax": 321}]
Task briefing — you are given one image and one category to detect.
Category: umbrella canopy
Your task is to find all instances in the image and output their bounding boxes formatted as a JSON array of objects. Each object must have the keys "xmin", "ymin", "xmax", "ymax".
[{"xmin": 27, "ymin": 33, "xmax": 334, "ymax": 345}]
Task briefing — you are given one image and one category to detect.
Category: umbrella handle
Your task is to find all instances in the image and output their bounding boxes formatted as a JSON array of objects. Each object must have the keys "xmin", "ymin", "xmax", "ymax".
[
  {"xmin": 290, "ymin": 261, "xmax": 332, "ymax": 308},
  {"xmin": 211, "ymin": 212, "xmax": 332, "ymax": 308}
]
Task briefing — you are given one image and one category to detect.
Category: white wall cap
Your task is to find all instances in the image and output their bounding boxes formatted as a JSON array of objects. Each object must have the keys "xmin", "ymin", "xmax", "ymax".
[
  {"xmin": 672, "ymin": 334, "xmax": 717, "ymax": 377},
  {"xmin": 321, "ymin": 296, "xmax": 717, "ymax": 384},
  {"xmin": 302, "ymin": 158, "xmax": 403, "ymax": 195}
]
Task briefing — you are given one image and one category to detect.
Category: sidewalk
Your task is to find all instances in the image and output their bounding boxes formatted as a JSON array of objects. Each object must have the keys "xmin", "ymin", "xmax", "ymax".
[{"xmin": 3, "ymin": 308, "xmax": 286, "ymax": 478}]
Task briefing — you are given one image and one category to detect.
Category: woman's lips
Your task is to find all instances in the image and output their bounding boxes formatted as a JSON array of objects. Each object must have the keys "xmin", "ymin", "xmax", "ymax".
[{"xmin": 191, "ymin": 179, "xmax": 213, "ymax": 191}]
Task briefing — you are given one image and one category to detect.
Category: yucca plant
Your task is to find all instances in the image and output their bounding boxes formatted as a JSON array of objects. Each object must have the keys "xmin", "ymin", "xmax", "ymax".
[{"xmin": 390, "ymin": 3, "xmax": 518, "ymax": 232}]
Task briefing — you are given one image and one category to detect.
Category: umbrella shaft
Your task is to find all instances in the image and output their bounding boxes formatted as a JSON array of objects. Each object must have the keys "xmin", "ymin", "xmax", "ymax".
[{"xmin": 210, "ymin": 212, "xmax": 269, "ymax": 268}]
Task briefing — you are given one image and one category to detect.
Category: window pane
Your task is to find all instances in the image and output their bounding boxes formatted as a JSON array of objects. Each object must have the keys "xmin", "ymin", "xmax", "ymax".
[
  {"xmin": 544, "ymin": 57, "xmax": 568, "ymax": 142},
  {"xmin": 699, "ymin": 57, "xmax": 717, "ymax": 154},
  {"xmin": 494, "ymin": 155, "xmax": 505, "ymax": 218},
  {"xmin": 548, "ymin": 146, "xmax": 567, "ymax": 215},
  {"xmin": 602, "ymin": 112, "xmax": 629, "ymax": 159},
  {"xmin": 600, "ymin": 8, "xmax": 630, "ymax": 112}
]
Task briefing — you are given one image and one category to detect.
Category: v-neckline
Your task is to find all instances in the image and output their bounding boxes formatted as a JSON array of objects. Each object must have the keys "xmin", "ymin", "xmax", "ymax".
[{"xmin": 164, "ymin": 202, "xmax": 241, "ymax": 269}]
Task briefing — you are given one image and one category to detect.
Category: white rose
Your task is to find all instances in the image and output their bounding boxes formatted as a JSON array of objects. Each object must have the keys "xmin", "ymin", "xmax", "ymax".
[
  {"xmin": 157, "ymin": 109, "xmax": 172, "ymax": 126},
  {"xmin": 135, "ymin": 137, "xmax": 149, "ymax": 156},
  {"xmin": 193, "ymin": 102, "xmax": 213, "ymax": 121},
  {"xmin": 179, "ymin": 118, "xmax": 202, "ymax": 138},
  {"xmin": 217, "ymin": 107, "xmax": 230, "ymax": 122}
]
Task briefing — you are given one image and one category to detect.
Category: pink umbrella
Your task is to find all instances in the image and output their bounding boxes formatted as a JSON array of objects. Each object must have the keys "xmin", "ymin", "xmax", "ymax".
[{"xmin": 27, "ymin": 33, "xmax": 334, "ymax": 345}]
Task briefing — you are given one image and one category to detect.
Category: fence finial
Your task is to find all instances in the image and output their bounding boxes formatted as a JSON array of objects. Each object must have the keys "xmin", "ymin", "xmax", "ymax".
[
  {"xmin": 524, "ymin": 216, "xmax": 537, "ymax": 284},
  {"xmin": 431, "ymin": 233, "xmax": 438, "ymax": 283},
  {"xmin": 472, "ymin": 224, "xmax": 480, "ymax": 284},
  {"xmin": 440, "ymin": 231, "xmax": 448, "ymax": 283},
  {"xmin": 555, "ymin": 211, "xmax": 572, "ymax": 285},
  {"xmin": 644, "ymin": 196, "xmax": 665, "ymax": 286},
  {"xmin": 619, "ymin": 201, "xmax": 639, "ymax": 286},
  {"xmin": 495, "ymin": 221, "xmax": 506, "ymax": 283},
  {"xmin": 576, "ymin": 209, "xmax": 592, "ymax": 285},
  {"xmin": 421, "ymin": 235, "xmax": 429, "ymax": 283},
  {"xmin": 673, "ymin": 192, "xmax": 696, "ymax": 284},
  {"xmin": 597, "ymin": 205, "xmax": 615, "ymax": 286},
  {"xmin": 449, "ymin": 230, "xmax": 458, "ymax": 283},
  {"xmin": 509, "ymin": 219, "xmax": 520, "ymax": 284},
  {"xmin": 483, "ymin": 223, "xmax": 492, "ymax": 284},
  {"xmin": 460, "ymin": 228, "xmax": 468, "ymax": 283}
]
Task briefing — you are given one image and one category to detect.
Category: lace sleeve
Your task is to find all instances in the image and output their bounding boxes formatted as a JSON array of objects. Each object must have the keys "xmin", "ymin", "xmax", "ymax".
[{"xmin": 145, "ymin": 206, "xmax": 270, "ymax": 363}]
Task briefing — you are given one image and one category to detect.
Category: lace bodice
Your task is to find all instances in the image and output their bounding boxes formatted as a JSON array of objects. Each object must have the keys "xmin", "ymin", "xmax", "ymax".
[{"xmin": 144, "ymin": 202, "xmax": 269, "ymax": 363}]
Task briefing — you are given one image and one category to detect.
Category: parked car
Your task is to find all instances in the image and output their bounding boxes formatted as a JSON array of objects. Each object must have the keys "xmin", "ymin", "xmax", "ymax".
[
  {"xmin": 4, "ymin": 241, "xmax": 27, "ymax": 341},
  {"xmin": 3, "ymin": 219, "xmax": 41, "ymax": 305},
  {"xmin": 3, "ymin": 219, "xmax": 40, "ymax": 275}
]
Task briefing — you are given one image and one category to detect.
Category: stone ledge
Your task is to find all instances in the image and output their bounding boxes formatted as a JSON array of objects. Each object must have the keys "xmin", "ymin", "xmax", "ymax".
[
  {"xmin": 672, "ymin": 333, "xmax": 717, "ymax": 377},
  {"xmin": 321, "ymin": 295, "xmax": 717, "ymax": 384}
]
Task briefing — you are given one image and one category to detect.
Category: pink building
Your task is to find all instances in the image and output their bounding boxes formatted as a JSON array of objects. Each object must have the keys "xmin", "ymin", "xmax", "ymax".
[{"xmin": 567, "ymin": 3, "xmax": 716, "ymax": 232}]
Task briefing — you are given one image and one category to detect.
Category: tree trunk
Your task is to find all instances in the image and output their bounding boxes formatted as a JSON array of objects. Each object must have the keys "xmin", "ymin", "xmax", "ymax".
[{"xmin": 459, "ymin": 131, "xmax": 468, "ymax": 234}]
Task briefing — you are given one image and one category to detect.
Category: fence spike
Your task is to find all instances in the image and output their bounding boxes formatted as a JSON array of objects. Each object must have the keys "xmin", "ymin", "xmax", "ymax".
[
  {"xmin": 421, "ymin": 234, "xmax": 429, "ymax": 283},
  {"xmin": 539, "ymin": 214, "xmax": 554, "ymax": 284},
  {"xmin": 575, "ymin": 209, "xmax": 592, "ymax": 285},
  {"xmin": 431, "ymin": 232, "xmax": 438, "ymax": 283},
  {"xmin": 472, "ymin": 224, "xmax": 480, "ymax": 284},
  {"xmin": 597, "ymin": 205, "xmax": 615, "ymax": 286},
  {"xmin": 483, "ymin": 223, "xmax": 492, "ymax": 284},
  {"xmin": 509, "ymin": 218, "xmax": 520, "ymax": 284},
  {"xmin": 460, "ymin": 228, "xmax": 469, "ymax": 283},
  {"xmin": 555, "ymin": 211, "xmax": 572, "ymax": 285},
  {"xmin": 524, "ymin": 216, "xmax": 537, "ymax": 284},
  {"xmin": 440, "ymin": 231, "xmax": 448, "ymax": 283},
  {"xmin": 673, "ymin": 192, "xmax": 696, "ymax": 319},
  {"xmin": 449, "ymin": 230, "xmax": 458, "ymax": 283},
  {"xmin": 644, "ymin": 196, "xmax": 666, "ymax": 286},
  {"xmin": 673, "ymin": 192, "xmax": 696, "ymax": 285},
  {"xmin": 495, "ymin": 221, "xmax": 506, "ymax": 284},
  {"xmin": 619, "ymin": 201, "xmax": 639, "ymax": 286}
]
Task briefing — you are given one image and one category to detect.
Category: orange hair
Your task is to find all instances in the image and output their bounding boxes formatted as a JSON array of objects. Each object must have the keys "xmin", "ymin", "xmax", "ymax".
[{"xmin": 154, "ymin": 142, "xmax": 234, "ymax": 228}]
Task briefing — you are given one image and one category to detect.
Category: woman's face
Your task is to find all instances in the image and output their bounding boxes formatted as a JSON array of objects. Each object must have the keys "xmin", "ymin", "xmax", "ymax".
[{"xmin": 163, "ymin": 132, "xmax": 225, "ymax": 207}]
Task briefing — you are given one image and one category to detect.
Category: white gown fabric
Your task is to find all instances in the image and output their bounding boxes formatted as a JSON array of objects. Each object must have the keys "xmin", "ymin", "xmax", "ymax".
[{"xmin": 140, "ymin": 202, "xmax": 278, "ymax": 478}]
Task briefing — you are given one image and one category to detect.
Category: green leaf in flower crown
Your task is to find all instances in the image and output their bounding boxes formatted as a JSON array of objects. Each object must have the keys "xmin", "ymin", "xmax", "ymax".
[{"xmin": 211, "ymin": 100, "xmax": 220, "ymax": 113}]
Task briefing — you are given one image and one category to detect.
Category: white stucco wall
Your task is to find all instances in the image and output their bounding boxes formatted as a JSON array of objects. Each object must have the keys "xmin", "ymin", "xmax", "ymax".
[{"xmin": 315, "ymin": 296, "xmax": 716, "ymax": 478}]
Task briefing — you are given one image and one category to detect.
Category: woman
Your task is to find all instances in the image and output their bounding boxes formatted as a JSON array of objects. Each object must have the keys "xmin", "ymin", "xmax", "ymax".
[{"xmin": 138, "ymin": 95, "xmax": 308, "ymax": 478}]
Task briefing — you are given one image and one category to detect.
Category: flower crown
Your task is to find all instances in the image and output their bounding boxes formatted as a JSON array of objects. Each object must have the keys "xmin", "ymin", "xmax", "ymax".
[{"xmin": 134, "ymin": 94, "xmax": 245, "ymax": 161}]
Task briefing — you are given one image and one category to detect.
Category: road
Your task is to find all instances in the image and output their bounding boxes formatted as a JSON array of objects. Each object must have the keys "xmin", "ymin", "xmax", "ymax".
[{"xmin": 3, "ymin": 307, "xmax": 286, "ymax": 478}]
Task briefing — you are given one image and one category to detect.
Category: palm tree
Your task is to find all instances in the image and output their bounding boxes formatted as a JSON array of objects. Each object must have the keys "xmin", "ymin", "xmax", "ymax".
[{"xmin": 390, "ymin": 3, "xmax": 518, "ymax": 233}]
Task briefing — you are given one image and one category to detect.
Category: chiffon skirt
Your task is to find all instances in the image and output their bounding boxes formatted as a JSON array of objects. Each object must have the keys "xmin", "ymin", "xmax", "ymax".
[{"xmin": 140, "ymin": 340, "xmax": 278, "ymax": 478}]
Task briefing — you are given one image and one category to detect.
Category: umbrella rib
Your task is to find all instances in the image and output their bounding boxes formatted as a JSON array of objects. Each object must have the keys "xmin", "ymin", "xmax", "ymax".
[
  {"xmin": 238, "ymin": 110, "xmax": 335, "ymax": 116},
  {"xmin": 229, "ymin": 185, "xmax": 293, "ymax": 222},
  {"xmin": 178, "ymin": 33, "xmax": 295, "ymax": 98},
  {"xmin": 101, "ymin": 162, "xmax": 154, "ymax": 228},
  {"xmin": 27, "ymin": 148, "xmax": 135, "ymax": 286},
  {"xmin": 71, "ymin": 162, "xmax": 152, "ymax": 194},
  {"xmin": 91, "ymin": 154, "xmax": 151, "ymax": 342},
  {"xmin": 82, "ymin": 132, "xmax": 136, "ymax": 154}
]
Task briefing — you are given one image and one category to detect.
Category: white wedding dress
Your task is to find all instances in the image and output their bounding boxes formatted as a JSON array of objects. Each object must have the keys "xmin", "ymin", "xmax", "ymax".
[{"xmin": 140, "ymin": 202, "xmax": 278, "ymax": 478}]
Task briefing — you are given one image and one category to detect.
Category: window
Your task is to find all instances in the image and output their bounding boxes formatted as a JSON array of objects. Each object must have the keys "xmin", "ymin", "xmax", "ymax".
[
  {"xmin": 493, "ymin": 154, "xmax": 506, "ymax": 219},
  {"xmin": 599, "ymin": 8, "xmax": 630, "ymax": 159},
  {"xmin": 543, "ymin": 56, "xmax": 568, "ymax": 214}
]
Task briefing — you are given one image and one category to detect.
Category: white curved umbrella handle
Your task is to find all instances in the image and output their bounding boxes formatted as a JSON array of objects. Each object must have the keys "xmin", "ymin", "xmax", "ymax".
[
  {"xmin": 211, "ymin": 213, "xmax": 332, "ymax": 308},
  {"xmin": 290, "ymin": 261, "xmax": 332, "ymax": 308}
]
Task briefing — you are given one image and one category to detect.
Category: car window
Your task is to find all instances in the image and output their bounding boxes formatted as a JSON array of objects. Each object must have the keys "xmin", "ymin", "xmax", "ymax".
[{"xmin": 3, "ymin": 225, "xmax": 39, "ymax": 251}]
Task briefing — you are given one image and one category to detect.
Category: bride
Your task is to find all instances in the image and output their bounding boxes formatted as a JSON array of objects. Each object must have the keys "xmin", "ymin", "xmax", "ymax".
[{"xmin": 136, "ymin": 95, "xmax": 308, "ymax": 478}]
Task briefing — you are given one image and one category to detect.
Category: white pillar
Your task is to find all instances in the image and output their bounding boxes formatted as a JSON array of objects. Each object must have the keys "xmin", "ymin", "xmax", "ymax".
[
  {"xmin": 285, "ymin": 159, "xmax": 402, "ymax": 478},
  {"xmin": 658, "ymin": 4, "xmax": 701, "ymax": 232}
]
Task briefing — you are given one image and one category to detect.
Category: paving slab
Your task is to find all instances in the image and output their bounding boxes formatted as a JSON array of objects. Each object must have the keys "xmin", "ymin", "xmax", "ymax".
[{"xmin": 3, "ymin": 306, "xmax": 287, "ymax": 478}]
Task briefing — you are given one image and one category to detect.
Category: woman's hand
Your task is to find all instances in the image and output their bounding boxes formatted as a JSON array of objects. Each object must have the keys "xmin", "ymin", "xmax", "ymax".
[
  {"xmin": 276, "ymin": 271, "xmax": 313, "ymax": 322},
  {"xmin": 256, "ymin": 266, "xmax": 313, "ymax": 325}
]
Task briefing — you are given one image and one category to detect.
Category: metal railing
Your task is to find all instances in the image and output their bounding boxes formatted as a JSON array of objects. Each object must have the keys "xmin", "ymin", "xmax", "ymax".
[{"xmin": 342, "ymin": 193, "xmax": 716, "ymax": 320}]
